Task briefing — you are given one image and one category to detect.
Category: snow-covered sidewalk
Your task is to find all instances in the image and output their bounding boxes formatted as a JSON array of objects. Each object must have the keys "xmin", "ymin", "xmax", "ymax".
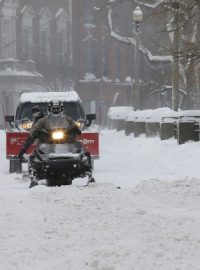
[{"xmin": 1, "ymin": 129, "xmax": 200, "ymax": 270}]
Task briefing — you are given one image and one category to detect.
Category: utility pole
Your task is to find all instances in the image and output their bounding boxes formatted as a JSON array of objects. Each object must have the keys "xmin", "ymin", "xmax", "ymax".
[{"xmin": 172, "ymin": 1, "xmax": 180, "ymax": 111}]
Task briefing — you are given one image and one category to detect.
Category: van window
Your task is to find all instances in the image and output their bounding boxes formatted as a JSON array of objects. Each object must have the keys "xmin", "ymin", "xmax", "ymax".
[{"xmin": 16, "ymin": 102, "xmax": 85, "ymax": 121}]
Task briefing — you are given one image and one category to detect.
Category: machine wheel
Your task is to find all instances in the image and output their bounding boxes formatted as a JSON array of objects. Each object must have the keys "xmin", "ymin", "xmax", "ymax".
[{"xmin": 9, "ymin": 159, "xmax": 22, "ymax": 174}]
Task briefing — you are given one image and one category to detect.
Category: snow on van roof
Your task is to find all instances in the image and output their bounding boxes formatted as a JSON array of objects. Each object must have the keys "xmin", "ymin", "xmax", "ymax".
[{"xmin": 19, "ymin": 91, "xmax": 81, "ymax": 103}]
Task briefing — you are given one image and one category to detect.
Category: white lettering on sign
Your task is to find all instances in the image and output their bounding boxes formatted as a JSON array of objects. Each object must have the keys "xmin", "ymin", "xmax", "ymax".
[
  {"xmin": 10, "ymin": 138, "xmax": 17, "ymax": 144},
  {"xmin": 10, "ymin": 137, "xmax": 24, "ymax": 146},
  {"xmin": 80, "ymin": 139, "xmax": 95, "ymax": 145}
]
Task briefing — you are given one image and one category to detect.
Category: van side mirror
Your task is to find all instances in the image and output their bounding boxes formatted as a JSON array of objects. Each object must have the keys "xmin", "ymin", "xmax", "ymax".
[
  {"xmin": 5, "ymin": 115, "xmax": 15, "ymax": 129},
  {"xmin": 5, "ymin": 115, "xmax": 14, "ymax": 122},
  {"xmin": 85, "ymin": 113, "xmax": 96, "ymax": 127}
]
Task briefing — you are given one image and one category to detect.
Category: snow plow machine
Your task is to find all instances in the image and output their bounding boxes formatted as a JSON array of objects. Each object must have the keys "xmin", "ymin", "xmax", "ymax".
[{"xmin": 5, "ymin": 91, "xmax": 99, "ymax": 186}]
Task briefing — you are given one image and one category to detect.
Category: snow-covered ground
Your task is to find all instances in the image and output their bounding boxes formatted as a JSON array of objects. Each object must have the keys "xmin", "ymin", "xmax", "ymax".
[{"xmin": 1, "ymin": 129, "xmax": 200, "ymax": 270}]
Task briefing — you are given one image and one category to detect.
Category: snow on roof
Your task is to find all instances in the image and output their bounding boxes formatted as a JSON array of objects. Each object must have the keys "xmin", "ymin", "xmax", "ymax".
[
  {"xmin": 107, "ymin": 106, "xmax": 134, "ymax": 120},
  {"xmin": 19, "ymin": 91, "xmax": 81, "ymax": 103},
  {"xmin": 0, "ymin": 68, "xmax": 43, "ymax": 77}
]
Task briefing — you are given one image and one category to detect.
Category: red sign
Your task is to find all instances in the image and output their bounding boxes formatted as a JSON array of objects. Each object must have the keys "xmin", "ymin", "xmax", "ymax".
[
  {"xmin": 6, "ymin": 131, "xmax": 99, "ymax": 158},
  {"xmin": 79, "ymin": 132, "xmax": 99, "ymax": 157}
]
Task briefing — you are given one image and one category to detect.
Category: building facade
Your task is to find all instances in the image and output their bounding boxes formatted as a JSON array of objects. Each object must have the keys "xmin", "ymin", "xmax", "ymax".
[
  {"xmin": 0, "ymin": 0, "xmax": 173, "ymax": 128},
  {"xmin": 0, "ymin": 0, "xmax": 72, "ymax": 127}
]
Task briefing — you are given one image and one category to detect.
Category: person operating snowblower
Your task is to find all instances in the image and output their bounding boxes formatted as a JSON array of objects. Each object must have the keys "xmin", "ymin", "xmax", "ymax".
[{"xmin": 18, "ymin": 100, "xmax": 93, "ymax": 188}]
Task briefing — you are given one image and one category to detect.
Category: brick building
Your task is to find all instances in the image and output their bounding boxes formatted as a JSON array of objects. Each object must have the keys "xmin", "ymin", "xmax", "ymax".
[{"xmin": 72, "ymin": 0, "xmax": 172, "ymax": 125}]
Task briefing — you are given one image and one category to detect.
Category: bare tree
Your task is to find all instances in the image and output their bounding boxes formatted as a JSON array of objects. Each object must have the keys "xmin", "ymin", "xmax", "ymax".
[{"xmin": 95, "ymin": 0, "xmax": 200, "ymax": 108}]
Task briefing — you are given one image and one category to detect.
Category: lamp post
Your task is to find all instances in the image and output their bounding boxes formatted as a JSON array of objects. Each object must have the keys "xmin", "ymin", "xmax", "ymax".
[
  {"xmin": 172, "ymin": 2, "xmax": 180, "ymax": 111},
  {"xmin": 132, "ymin": 6, "xmax": 143, "ymax": 110}
]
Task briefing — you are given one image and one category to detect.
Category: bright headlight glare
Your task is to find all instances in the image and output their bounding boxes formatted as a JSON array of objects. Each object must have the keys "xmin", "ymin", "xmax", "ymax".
[{"xmin": 52, "ymin": 131, "xmax": 64, "ymax": 140}]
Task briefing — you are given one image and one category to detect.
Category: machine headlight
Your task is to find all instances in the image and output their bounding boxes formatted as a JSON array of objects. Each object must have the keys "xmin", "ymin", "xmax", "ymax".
[
  {"xmin": 21, "ymin": 122, "xmax": 33, "ymax": 130},
  {"xmin": 52, "ymin": 130, "xmax": 64, "ymax": 140}
]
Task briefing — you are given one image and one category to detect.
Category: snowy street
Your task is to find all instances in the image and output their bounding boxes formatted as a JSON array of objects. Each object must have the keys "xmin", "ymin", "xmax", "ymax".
[{"xmin": 1, "ymin": 129, "xmax": 200, "ymax": 269}]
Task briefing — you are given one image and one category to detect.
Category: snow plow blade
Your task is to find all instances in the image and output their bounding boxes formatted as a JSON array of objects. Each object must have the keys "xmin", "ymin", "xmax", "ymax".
[{"xmin": 6, "ymin": 131, "xmax": 99, "ymax": 159}]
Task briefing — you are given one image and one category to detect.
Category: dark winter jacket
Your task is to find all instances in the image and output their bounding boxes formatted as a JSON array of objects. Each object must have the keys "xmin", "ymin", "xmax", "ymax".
[{"xmin": 30, "ymin": 114, "xmax": 81, "ymax": 143}]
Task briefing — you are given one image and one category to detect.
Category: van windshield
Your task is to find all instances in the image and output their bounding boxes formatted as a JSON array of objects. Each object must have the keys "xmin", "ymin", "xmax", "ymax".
[{"xmin": 16, "ymin": 102, "xmax": 85, "ymax": 121}]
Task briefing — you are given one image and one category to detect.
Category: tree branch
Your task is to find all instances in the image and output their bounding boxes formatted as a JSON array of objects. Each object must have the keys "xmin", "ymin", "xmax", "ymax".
[{"xmin": 107, "ymin": 6, "xmax": 172, "ymax": 62}]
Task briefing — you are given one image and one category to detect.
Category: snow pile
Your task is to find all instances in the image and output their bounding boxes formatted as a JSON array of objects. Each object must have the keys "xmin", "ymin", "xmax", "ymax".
[
  {"xmin": 146, "ymin": 107, "xmax": 174, "ymax": 123},
  {"xmin": 1, "ymin": 129, "xmax": 200, "ymax": 269},
  {"xmin": 127, "ymin": 109, "xmax": 153, "ymax": 121},
  {"xmin": 126, "ymin": 108, "xmax": 175, "ymax": 122},
  {"xmin": 162, "ymin": 110, "xmax": 179, "ymax": 123},
  {"xmin": 107, "ymin": 106, "xmax": 134, "ymax": 120},
  {"xmin": 0, "ymin": 68, "xmax": 43, "ymax": 77},
  {"xmin": 179, "ymin": 110, "xmax": 200, "ymax": 122}
]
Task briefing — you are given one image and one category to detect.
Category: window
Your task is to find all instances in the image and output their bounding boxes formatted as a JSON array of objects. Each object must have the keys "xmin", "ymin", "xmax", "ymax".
[
  {"xmin": 56, "ymin": 10, "xmax": 68, "ymax": 65},
  {"xmin": 102, "ymin": 42, "xmax": 109, "ymax": 77},
  {"xmin": 57, "ymin": 32, "xmax": 64, "ymax": 64},
  {"xmin": 39, "ymin": 9, "xmax": 52, "ymax": 62},
  {"xmin": 21, "ymin": 9, "xmax": 34, "ymax": 60},
  {"xmin": 22, "ymin": 27, "xmax": 32, "ymax": 59},
  {"xmin": 2, "ymin": 19, "xmax": 13, "ymax": 58},
  {"xmin": 84, "ymin": 40, "xmax": 97, "ymax": 73},
  {"xmin": 16, "ymin": 102, "xmax": 85, "ymax": 121},
  {"xmin": 115, "ymin": 46, "xmax": 121, "ymax": 80},
  {"xmin": 40, "ymin": 30, "xmax": 47, "ymax": 61},
  {"xmin": 84, "ymin": 0, "xmax": 95, "ymax": 24}
]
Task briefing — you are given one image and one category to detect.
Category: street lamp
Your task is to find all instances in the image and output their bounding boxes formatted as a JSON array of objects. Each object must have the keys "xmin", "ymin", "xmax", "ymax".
[
  {"xmin": 132, "ymin": 6, "xmax": 143, "ymax": 110},
  {"xmin": 172, "ymin": 2, "xmax": 180, "ymax": 111}
]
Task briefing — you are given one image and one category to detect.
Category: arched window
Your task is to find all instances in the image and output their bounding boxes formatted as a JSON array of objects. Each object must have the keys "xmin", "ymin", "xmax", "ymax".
[
  {"xmin": 83, "ymin": 37, "xmax": 98, "ymax": 74},
  {"xmin": 56, "ymin": 9, "xmax": 68, "ymax": 65},
  {"xmin": 21, "ymin": 6, "xmax": 34, "ymax": 60},
  {"xmin": 84, "ymin": 0, "xmax": 95, "ymax": 25},
  {"xmin": 39, "ymin": 8, "xmax": 52, "ymax": 62},
  {"xmin": 1, "ymin": 1, "xmax": 17, "ymax": 58}
]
